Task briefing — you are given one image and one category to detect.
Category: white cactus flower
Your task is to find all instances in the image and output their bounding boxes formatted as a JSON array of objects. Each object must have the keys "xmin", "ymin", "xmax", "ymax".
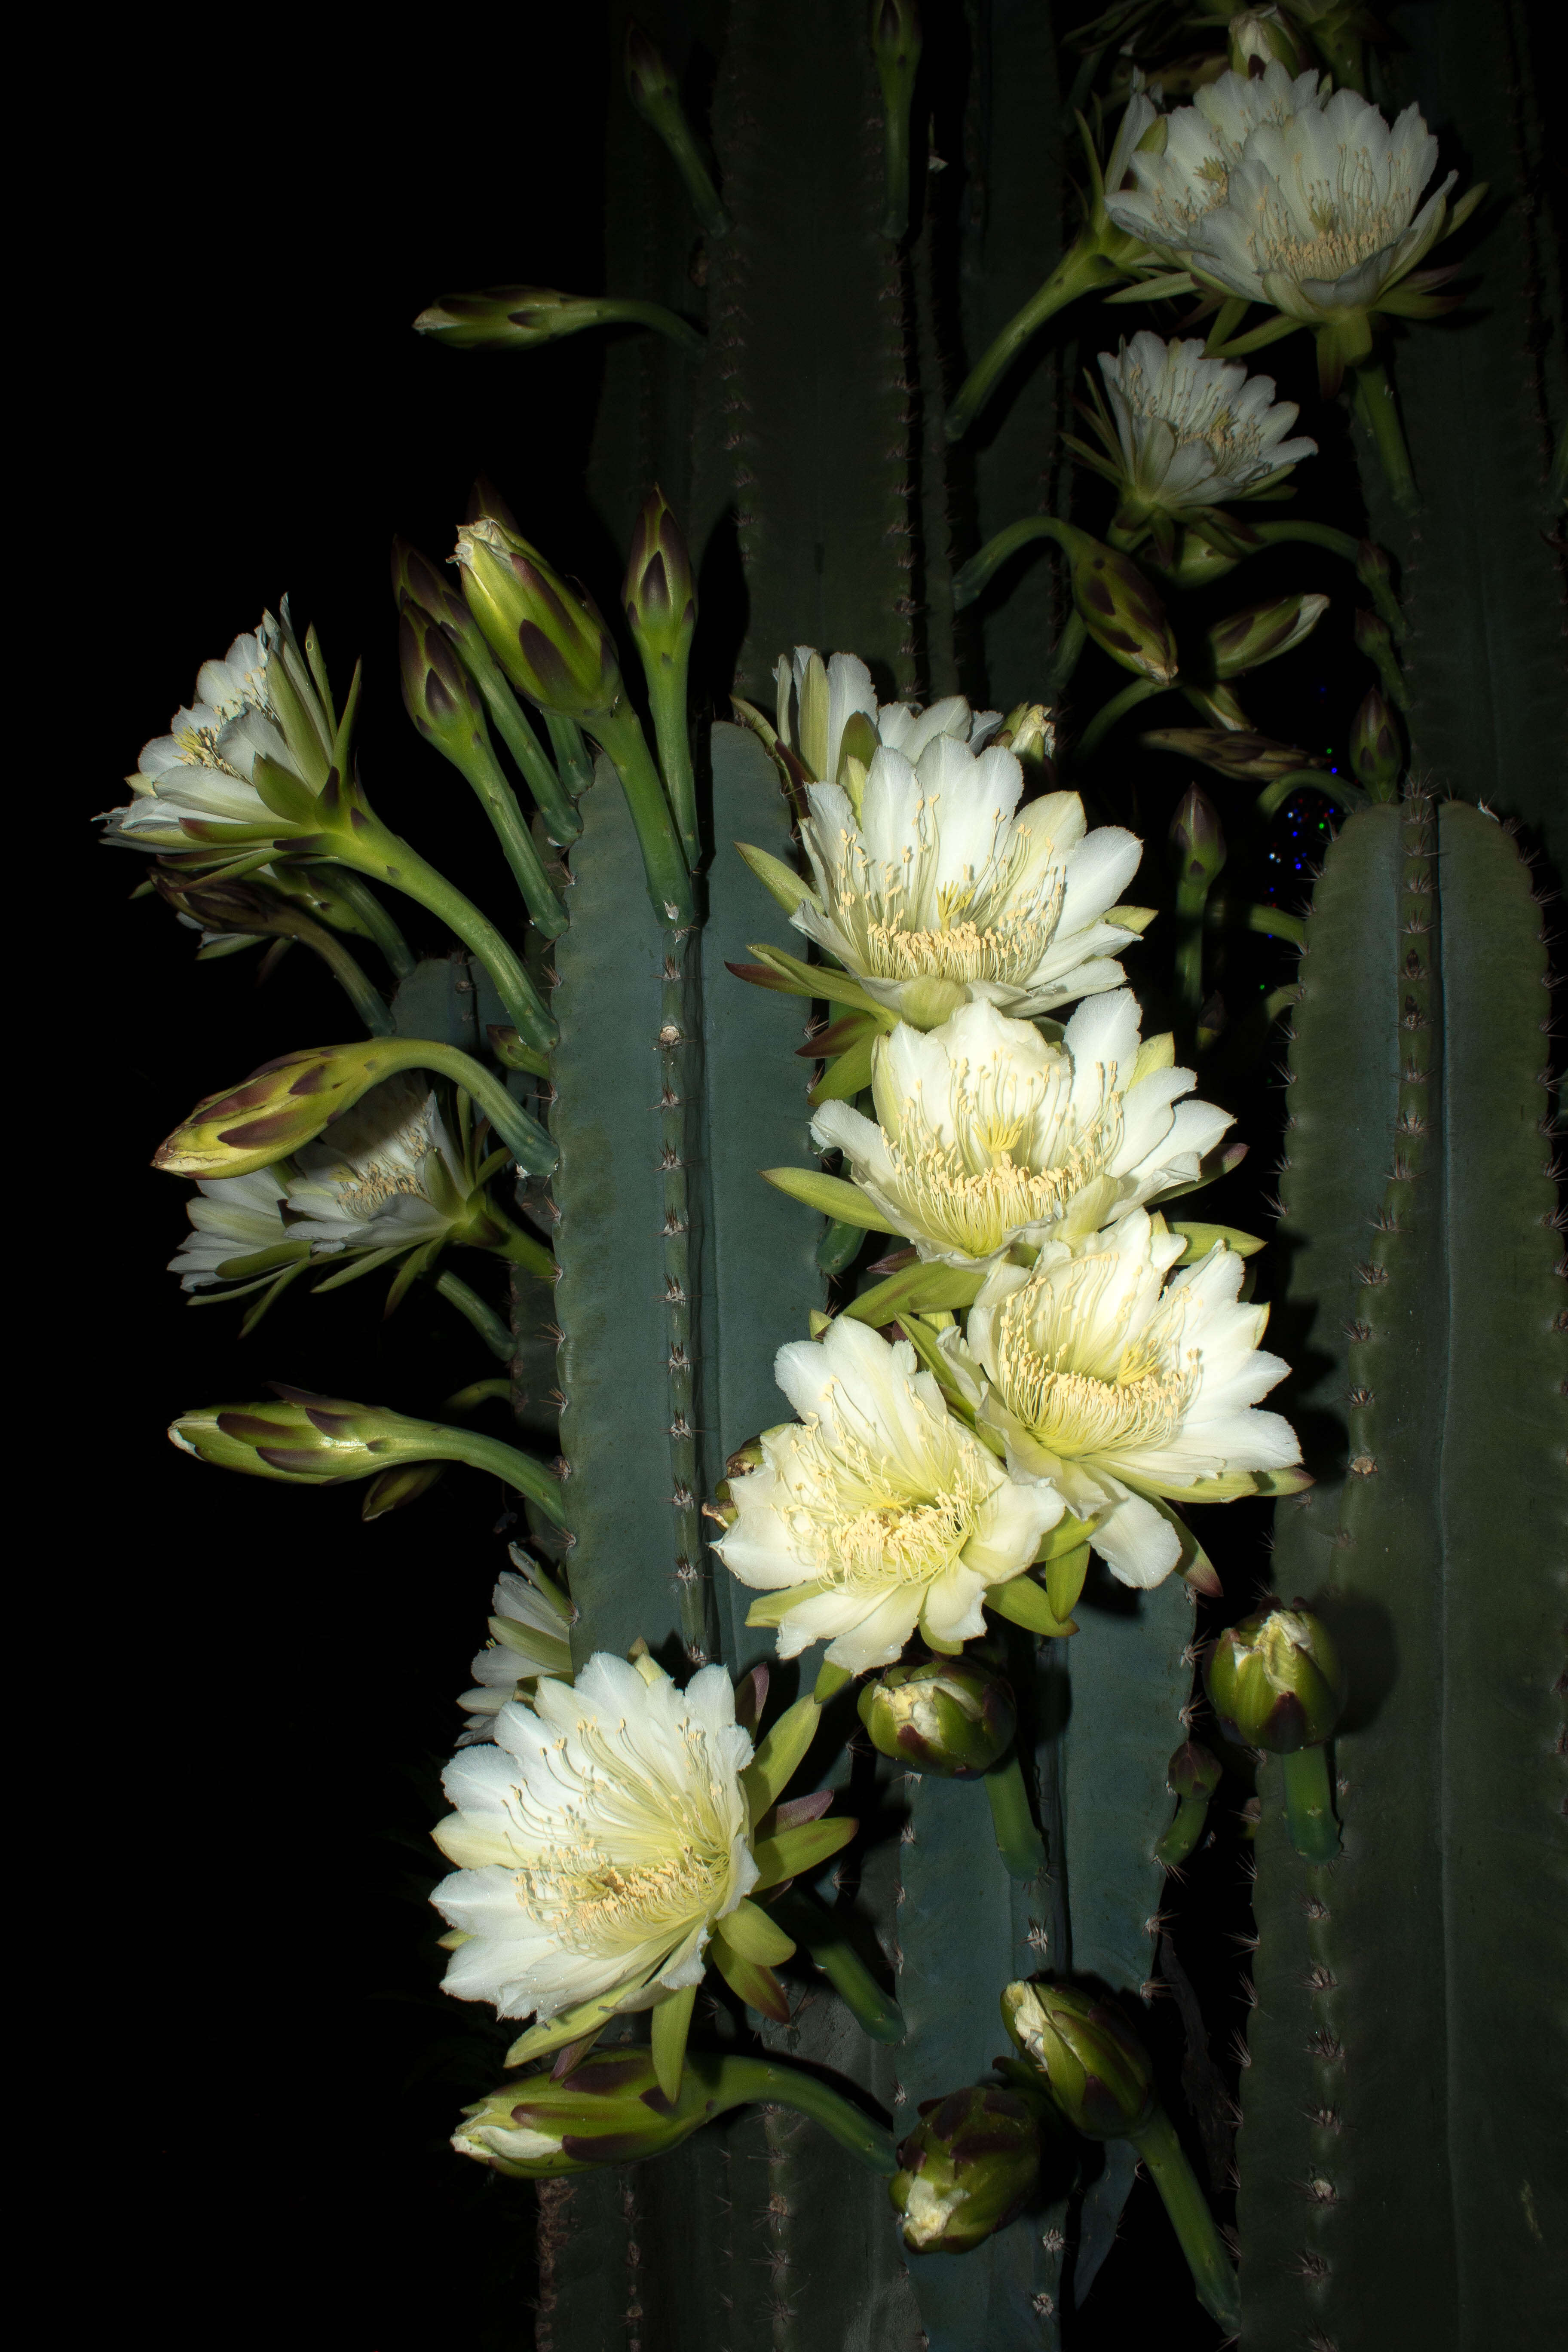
[
  {"xmin": 431, "ymin": 1653, "xmax": 759, "ymax": 2022},
  {"xmin": 456, "ymin": 1553, "xmax": 575, "ymax": 1746},
  {"xmin": 768, "ymin": 647, "xmax": 1149, "ymax": 1026},
  {"xmin": 811, "ymin": 995, "xmax": 1232, "ymax": 1271},
  {"xmin": 1106, "ymin": 72, "xmax": 1458, "ymax": 340},
  {"xmin": 166, "ymin": 1168, "xmax": 293, "ymax": 1290},
  {"xmin": 105, "ymin": 601, "xmax": 335, "ymax": 849},
  {"xmin": 952, "ymin": 1211, "xmax": 1301, "ymax": 1589},
  {"xmin": 1087, "ymin": 334, "xmax": 1316, "ymax": 517},
  {"xmin": 282, "ymin": 1075, "xmax": 471, "ymax": 1255},
  {"xmin": 714, "ymin": 1317, "xmax": 1064, "ymax": 1673}
]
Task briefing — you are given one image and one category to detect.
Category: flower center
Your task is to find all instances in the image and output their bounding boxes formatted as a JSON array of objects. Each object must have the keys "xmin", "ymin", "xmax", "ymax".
[
  {"xmin": 992, "ymin": 1272, "xmax": 1195, "ymax": 1459},
  {"xmin": 778, "ymin": 1382, "xmax": 991, "ymax": 1591},
  {"xmin": 1247, "ymin": 155, "xmax": 1417, "ymax": 284},
  {"xmin": 876, "ymin": 1062, "xmax": 1122, "ymax": 1259},
  {"xmin": 815, "ymin": 802, "xmax": 1066, "ymax": 988}
]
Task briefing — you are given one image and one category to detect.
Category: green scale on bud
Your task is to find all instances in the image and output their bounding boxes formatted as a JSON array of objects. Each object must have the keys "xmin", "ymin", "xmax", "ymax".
[
  {"xmin": 1350, "ymin": 685, "xmax": 1403, "ymax": 802},
  {"xmin": 889, "ymin": 2082, "xmax": 1056, "ymax": 2256},
  {"xmin": 858, "ymin": 1656, "xmax": 1016, "ymax": 1778},
  {"xmin": 1206, "ymin": 1604, "xmax": 1345, "ymax": 1859}
]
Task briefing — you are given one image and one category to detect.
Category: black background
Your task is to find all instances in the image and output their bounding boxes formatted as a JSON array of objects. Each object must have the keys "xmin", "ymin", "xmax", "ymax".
[{"xmin": 59, "ymin": 6, "xmax": 1555, "ymax": 2348}]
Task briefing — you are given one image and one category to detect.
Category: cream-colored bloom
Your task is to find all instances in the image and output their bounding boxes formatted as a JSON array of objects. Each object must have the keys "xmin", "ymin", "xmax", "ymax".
[
  {"xmin": 167, "ymin": 1169, "xmax": 293, "ymax": 1290},
  {"xmin": 282, "ymin": 1076, "xmax": 472, "ymax": 1255},
  {"xmin": 1107, "ymin": 72, "xmax": 1456, "ymax": 327},
  {"xmin": 785, "ymin": 711, "xmax": 1145, "ymax": 1031},
  {"xmin": 456, "ymin": 1552, "xmax": 575, "ymax": 1746},
  {"xmin": 775, "ymin": 646, "xmax": 1002, "ymax": 791},
  {"xmin": 105, "ymin": 602, "xmax": 334, "ymax": 849},
  {"xmin": 950, "ymin": 1210, "xmax": 1299, "ymax": 1589},
  {"xmin": 432, "ymin": 1653, "xmax": 758, "ymax": 2022},
  {"xmin": 1089, "ymin": 334, "xmax": 1315, "ymax": 515},
  {"xmin": 812, "ymin": 995, "xmax": 1231, "ymax": 1270},
  {"xmin": 714, "ymin": 1317, "xmax": 1063, "ymax": 1672}
]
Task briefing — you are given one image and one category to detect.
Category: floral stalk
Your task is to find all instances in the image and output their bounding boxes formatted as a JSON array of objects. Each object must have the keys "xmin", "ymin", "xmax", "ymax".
[
  {"xmin": 704, "ymin": 2054, "xmax": 897, "ymax": 2174},
  {"xmin": 302, "ymin": 867, "xmax": 414, "ymax": 980},
  {"xmin": 1353, "ymin": 358, "xmax": 1418, "ymax": 515},
  {"xmin": 434, "ymin": 1270, "xmax": 515, "ymax": 1362},
  {"xmin": 946, "ymin": 241, "xmax": 1116, "ymax": 444},
  {"xmin": 1127, "ymin": 2106, "xmax": 1241, "ymax": 2334},
  {"xmin": 983, "ymin": 1751, "xmax": 1047, "ymax": 1881}
]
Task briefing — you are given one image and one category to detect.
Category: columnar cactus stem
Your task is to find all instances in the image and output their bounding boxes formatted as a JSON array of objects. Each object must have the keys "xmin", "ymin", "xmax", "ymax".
[{"xmin": 660, "ymin": 921, "xmax": 713, "ymax": 1665}]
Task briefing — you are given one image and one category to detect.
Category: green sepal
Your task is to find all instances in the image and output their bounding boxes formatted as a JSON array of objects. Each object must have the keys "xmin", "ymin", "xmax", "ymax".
[
  {"xmin": 736, "ymin": 840, "xmax": 820, "ymax": 917},
  {"xmin": 649, "ymin": 1983, "xmax": 696, "ymax": 2101},
  {"xmin": 504, "ymin": 1977, "xmax": 654, "ymax": 2068},
  {"xmin": 384, "ymin": 1235, "xmax": 443, "ymax": 1316},
  {"xmin": 750, "ymin": 1815, "xmax": 858, "ymax": 1892},
  {"xmin": 1144, "ymin": 1494, "xmax": 1221, "ymax": 1594},
  {"xmin": 762, "ymin": 1167, "xmax": 894, "ymax": 1233},
  {"xmin": 816, "ymin": 1216, "xmax": 868, "ymax": 1276},
  {"xmin": 808, "ymin": 1030, "xmax": 878, "ymax": 1106},
  {"xmin": 1037, "ymin": 1511, "xmax": 1099, "ymax": 1561},
  {"xmin": 741, "ymin": 1691, "xmax": 821, "ymax": 1823},
  {"xmin": 1168, "ymin": 1219, "xmax": 1265, "ymax": 1261},
  {"xmin": 1044, "ymin": 1544, "xmax": 1091, "ymax": 1622},
  {"xmin": 842, "ymin": 1261, "xmax": 985, "ymax": 1326},
  {"xmin": 744, "ymin": 942, "xmax": 889, "ymax": 1017},
  {"xmin": 308, "ymin": 1243, "xmax": 406, "ymax": 1295},
  {"xmin": 213, "ymin": 1240, "xmax": 312, "ymax": 1280},
  {"xmin": 986, "ymin": 1575, "xmax": 1077, "ymax": 1637},
  {"xmin": 237, "ymin": 1257, "xmax": 313, "ymax": 1336},
  {"xmin": 709, "ymin": 1938, "xmax": 791, "ymax": 2022},
  {"xmin": 714, "ymin": 1897, "xmax": 797, "ymax": 1966},
  {"xmin": 249, "ymin": 754, "xmax": 321, "ymax": 827}
]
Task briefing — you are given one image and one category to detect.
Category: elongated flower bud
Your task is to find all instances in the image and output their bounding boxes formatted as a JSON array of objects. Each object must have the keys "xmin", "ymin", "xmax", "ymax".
[
  {"xmin": 624, "ymin": 24, "xmax": 731, "ymax": 238},
  {"xmin": 1001, "ymin": 1980, "xmax": 1156, "ymax": 2139},
  {"xmin": 153, "ymin": 1043, "xmax": 414, "ymax": 1177},
  {"xmin": 1169, "ymin": 787, "xmax": 1226, "ymax": 889},
  {"xmin": 414, "ymin": 285, "xmax": 702, "ymax": 358},
  {"xmin": 890, "ymin": 2083, "xmax": 1045, "ymax": 2254},
  {"xmin": 1069, "ymin": 538, "xmax": 1178, "ymax": 684},
  {"xmin": 1204, "ymin": 1605, "xmax": 1345, "ymax": 1752},
  {"xmin": 1143, "ymin": 726, "xmax": 1313, "ymax": 781},
  {"xmin": 1349, "ymin": 686, "xmax": 1403, "ymax": 801},
  {"xmin": 995, "ymin": 702, "xmax": 1056, "ymax": 766},
  {"xmin": 398, "ymin": 599, "xmax": 487, "ymax": 753},
  {"xmin": 858, "ymin": 1657, "xmax": 1016, "ymax": 1778},
  {"xmin": 624, "ymin": 487, "xmax": 697, "ymax": 665},
  {"xmin": 172, "ymin": 1387, "xmax": 451, "ymax": 1485},
  {"xmin": 1354, "ymin": 605, "xmax": 1409, "ymax": 710},
  {"xmin": 453, "ymin": 2048, "xmax": 714, "ymax": 2178},
  {"xmin": 1209, "ymin": 594, "xmax": 1328, "ymax": 680},
  {"xmin": 454, "ymin": 519, "xmax": 622, "ymax": 721}
]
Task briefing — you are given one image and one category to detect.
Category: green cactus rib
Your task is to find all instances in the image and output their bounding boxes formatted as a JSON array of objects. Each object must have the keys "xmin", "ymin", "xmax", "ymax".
[
  {"xmin": 1351, "ymin": 4, "xmax": 1567, "ymax": 873},
  {"xmin": 1240, "ymin": 800, "xmax": 1566, "ymax": 2349},
  {"xmin": 686, "ymin": 0, "xmax": 917, "ymax": 702}
]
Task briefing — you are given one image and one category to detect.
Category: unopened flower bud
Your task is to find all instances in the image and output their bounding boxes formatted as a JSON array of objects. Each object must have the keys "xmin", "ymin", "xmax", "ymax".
[
  {"xmin": 1143, "ymin": 726, "xmax": 1313, "ymax": 781},
  {"xmin": 624, "ymin": 23, "xmax": 731, "ymax": 238},
  {"xmin": 414, "ymin": 285, "xmax": 702, "ymax": 358},
  {"xmin": 1209, "ymin": 593, "xmax": 1328, "ymax": 680},
  {"xmin": 398, "ymin": 599, "xmax": 486, "ymax": 753},
  {"xmin": 889, "ymin": 2083, "xmax": 1045, "ymax": 2254},
  {"xmin": 153, "ymin": 1041, "xmax": 412, "ymax": 1178},
  {"xmin": 171, "ymin": 1386, "xmax": 449, "ymax": 1488},
  {"xmin": 1071, "ymin": 538, "xmax": 1179, "ymax": 684},
  {"xmin": 1228, "ymin": 6, "xmax": 1303, "ymax": 74},
  {"xmin": 1168, "ymin": 787, "xmax": 1227, "ymax": 889},
  {"xmin": 455, "ymin": 519, "xmax": 623, "ymax": 722},
  {"xmin": 1349, "ymin": 687, "xmax": 1403, "ymax": 801},
  {"xmin": 1204, "ymin": 1605, "xmax": 1345, "ymax": 1752},
  {"xmin": 995, "ymin": 702, "xmax": 1056, "ymax": 767},
  {"xmin": 1167, "ymin": 1740, "xmax": 1222, "ymax": 1799},
  {"xmin": 858, "ymin": 1657, "xmax": 1016, "ymax": 1778},
  {"xmin": 1001, "ymin": 1981, "xmax": 1156, "ymax": 2138},
  {"xmin": 453, "ymin": 2047, "xmax": 714, "ymax": 2178},
  {"xmin": 624, "ymin": 487, "xmax": 697, "ymax": 665}
]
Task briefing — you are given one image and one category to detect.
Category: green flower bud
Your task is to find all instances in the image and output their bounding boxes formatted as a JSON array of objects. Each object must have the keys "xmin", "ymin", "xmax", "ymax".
[
  {"xmin": 1166, "ymin": 1740, "xmax": 1222, "ymax": 1799},
  {"xmin": 1349, "ymin": 686, "xmax": 1403, "ymax": 801},
  {"xmin": 623, "ymin": 487, "xmax": 697, "ymax": 665},
  {"xmin": 398, "ymin": 598, "xmax": 486, "ymax": 754},
  {"xmin": 1228, "ymin": 6, "xmax": 1304, "ymax": 74},
  {"xmin": 414, "ymin": 285, "xmax": 703, "ymax": 358},
  {"xmin": 455, "ymin": 519, "xmax": 623, "ymax": 723},
  {"xmin": 171, "ymin": 1386, "xmax": 454, "ymax": 1487},
  {"xmin": 1168, "ymin": 787, "xmax": 1227, "ymax": 889},
  {"xmin": 453, "ymin": 2048, "xmax": 715, "ymax": 2179},
  {"xmin": 1204, "ymin": 1605, "xmax": 1346, "ymax": 1752},
  {"xmin": 889, "ymin": 2084, "xmax": 1044, "ymax": 2254},
  {"xmin": 1353, "ymin": 605, "xmax": 1409, "ymax": 710},
  {"xmin": 153, "ymin": 1041, "xmax": 415, "ymax": 1178},
  {"xmin": 1208, "ymin": 593, "xmax": 1328, "ymax": 680},
  {"xmin": 624, "ymin": 23, "xmax": 731, "ymax": 239},
  {"xmin": 1143, "ymin": 726, "xmax": 1314, "ymax": 781},
  {"xmin": 1070, "ymin": 538, "xmax": 1179, "ymax": 685},
  {"xmin": 1001, "ymin": 1980, "xmax": 1156, "ymax": 2139},
  {"xmin": 858, "ymin": 1657, "xmax": 1016, "ymax": 1778}
]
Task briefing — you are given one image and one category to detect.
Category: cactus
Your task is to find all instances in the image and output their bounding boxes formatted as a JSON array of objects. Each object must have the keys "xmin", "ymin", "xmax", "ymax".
[
  {"xmin": 110, "ymin": 3, "xmax": 1565, "ymax": 2347},
  {"xmin": 1240, "ymin": 798, "xmax": 1565, "ymax": 2345}
]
